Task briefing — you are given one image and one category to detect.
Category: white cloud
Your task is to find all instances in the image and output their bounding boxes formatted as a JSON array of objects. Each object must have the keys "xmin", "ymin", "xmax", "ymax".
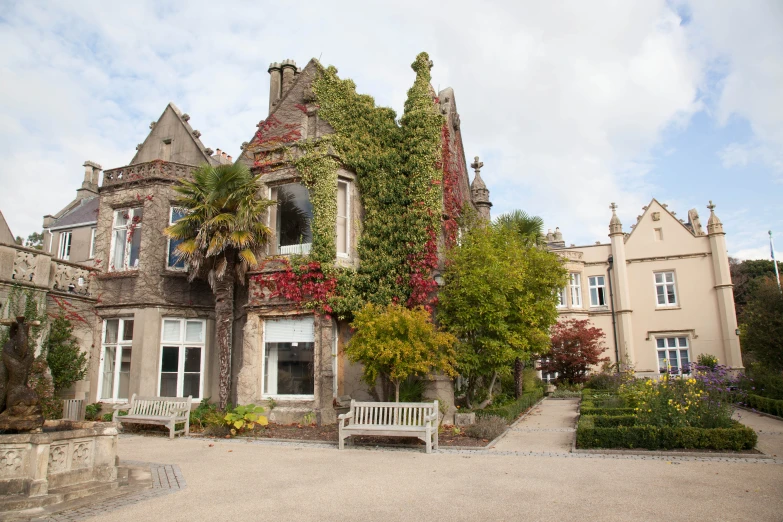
[{"xmin": 0, "ymin": 0, "xmax": 779, "ymax": 248}]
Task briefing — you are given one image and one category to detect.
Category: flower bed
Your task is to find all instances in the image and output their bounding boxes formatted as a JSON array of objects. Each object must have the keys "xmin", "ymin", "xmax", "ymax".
[
  {"xmin": 745, "ymin": 393, "xmax": 783, "ymax": 418},
  {"xmin": 576, "ymin": 418, "xmax": 757, "ymax": 451}
]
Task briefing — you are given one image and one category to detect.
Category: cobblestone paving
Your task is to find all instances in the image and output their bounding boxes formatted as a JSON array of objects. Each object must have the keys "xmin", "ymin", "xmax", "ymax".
[{"xmin": 27, "ymin": 462, "xmax": 185, "ymax": 522}]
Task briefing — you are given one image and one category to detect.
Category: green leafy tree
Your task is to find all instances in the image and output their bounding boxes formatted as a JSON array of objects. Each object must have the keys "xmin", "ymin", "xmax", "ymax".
[
  {"xmin": 345, "ymin": 303, "xmax": 457, "ymax": 402},
  {"xmin": 44, "ymin": 314, "xmax": 88, "ymax": 396},
  {"xmin": 740, "ymin": 277, "xmax": 783, "ymax": 372},
  {"xmin": 493, "ymin": 209, "xmax": 546, "ymax": 397},
  {"xmin": 730, "ymin": 258, "xmax": 783, "ymax": 319},
  {"xmin": 438, "ymin": 224, "xmax": 567, "ymax": 408},
  {"xmin": 25, "ymin": 232, "xmax": 44, "ymax": 250},
  {"xmin": 165, "ymin": 163, "xmax": 273, "ymax": 409}
]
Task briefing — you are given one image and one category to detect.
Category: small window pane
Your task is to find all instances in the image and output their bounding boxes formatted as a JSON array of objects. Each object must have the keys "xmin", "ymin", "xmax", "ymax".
[
  {"xmin": 160, "ymin": 374, "xmax": 178, "ymax": 397},
  {"xmin": 185, "ymin": 321, "xmax": 204, "ymax": 343},
  {"xmin": 183, "ymin": 373, "xmax": 200, "ymax": 398},
  {"xmin": 118, "ymin": 348, "xmax": 131, "ymax": 400},
  {"xmin": 171, "ymin": 207, "xmax": 186, "ymax": 223},
  {"xmin": 104, "ymin": 319, "xmax": 119, "ymax": 344},
  {"xmin": 678, "ymin": 337, "xmax": 687, "ymax": 347},
  {"xmin": 114, "ymin": 211, "xmax": 128, "ymax": 227},
  {"xmin": 162, "ymin": 320, "xmax": 181, "ymax": 342},
  {"xmin": 168, "ymin": 239, "xmax": 185, "ymax": 268},
  {"xmin": 184, "ymin": 347, "xmax": 201, "ymax": 372},
  {"xmin": 656, "ymin": 286, "xmax": 665, "ymax": 304},
  {"xmin": 122, "ymin": 320, "xmax": 134, "ymax": 341},
  {"xmin": 101, "ymin": 346, "xmax": 116, "ymax": 399},
  {"xmin": 112, "ymin": 230, "xmax": 126, "ymax": 270},
  {"xmin": 667, "ymin": 338, "xmax": 676, "ymax": 348},
  {"xmin": 161, "ymin": 346, "xmax": 179, "ymax": 373},
  {"xmin": 656, "ymin": 338, "xmax": 665, "ymax": 348},
  {"xmin": 665, "ymin": 273, "xmax": 673, "ymax": 283},
  {"xmin": 655, "ymin": 273, "xmax": 663, "ymax": 284},
  {"xmin": 667, "ymin": 285, "xmax": 676, "ymax": 304},
  {"xmin": 128, "ymin": 228, "xmax": 141, "ymax": 268}
]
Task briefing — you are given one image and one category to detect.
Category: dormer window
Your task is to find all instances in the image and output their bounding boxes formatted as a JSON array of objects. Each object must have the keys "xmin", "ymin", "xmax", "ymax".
[{"xmin": 272, "ymin": 183, "xmax": 312, "ymax": 255}]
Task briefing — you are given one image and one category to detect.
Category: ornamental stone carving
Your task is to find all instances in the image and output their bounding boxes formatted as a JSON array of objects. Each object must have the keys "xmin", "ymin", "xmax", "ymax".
[
  {"xmin": 12, "ymin": 250, "xmax": 37, "ymax": 283},
  {"xmin": 52, "ymin": 261, "xmax": 92, "ymax": 296},
  {"xmin": 48, "ymin": 444, "xmax": 67, "ymax": 474},
  {"xmin": 556, "ymin": 250, "xmax": 584, "ymax": 261},
  {"xmin": 103, "ymin": 161, "xmax": 195, "ymax": 187},
  {"xmin": 0, "ymin": 449, "xmax": 23, "ymax": 476},
  {"xmin": 71, "ymin": 441, "xmax": 92, "ymax": 469}
]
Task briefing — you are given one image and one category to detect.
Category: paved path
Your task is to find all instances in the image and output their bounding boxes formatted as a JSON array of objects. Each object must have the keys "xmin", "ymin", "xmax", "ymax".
[
  {"xmin": 734, "ymin": 408, "xmax": 783, "ymax": 458},
  {"xmin": 492, "ymin": 398, "xmax": 578, "ymax": 453}
]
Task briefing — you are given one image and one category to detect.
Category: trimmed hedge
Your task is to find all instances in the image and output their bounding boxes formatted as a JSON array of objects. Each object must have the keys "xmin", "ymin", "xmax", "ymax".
[
  {"xmin": 745, "ymin": 394, "xmax": 783, "ymax": 418},
  {"xmin": 476, "ymin": 389, "xmax": 544, "ymax": 422},
  {"xmin": 576, "ymin": 419, "xmax": 757, "ymax": 451},
  {"xmin": 580, "ymin": 407, "xmax": 636, "ymax": 416},
  {"xmin": 590, "ymin": 415, "xmax": 638, "ymax": 428}
]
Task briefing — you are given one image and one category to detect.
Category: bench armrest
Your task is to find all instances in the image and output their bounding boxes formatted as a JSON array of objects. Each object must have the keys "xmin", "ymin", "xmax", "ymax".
[
  {"xmin": 337, "ymin": 411, "xmax": 353, "ymax": 428},
  {"xmin": 112, "ymin": 403, "xmax": 131, "ymax": 411},
  {"xmin": 423, "ymin": 411, "xmax": 439, "ymax": 423}
]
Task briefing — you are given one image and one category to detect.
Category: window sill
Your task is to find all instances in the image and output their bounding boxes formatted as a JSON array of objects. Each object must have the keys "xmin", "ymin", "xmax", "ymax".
[
  {"xmin": 589, "ymin": 305, "xmax": 610, "ymax": 311},
  {"xmin": 655, "ymin": 306, "xmax": 681, "ymax": 311},
  {"xmin": 97, "ymin": 271, "xmax": 140, "ymax": 280},
  {"xmin": 262, "ymin": 395, "xmax": 315, "ymax": 402}
]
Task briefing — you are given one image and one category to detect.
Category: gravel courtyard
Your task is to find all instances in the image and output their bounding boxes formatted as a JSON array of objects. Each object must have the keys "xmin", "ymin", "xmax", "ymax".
[{"xmin": 67, "ymin": 399, "xmax": 783, "ymax": 522}]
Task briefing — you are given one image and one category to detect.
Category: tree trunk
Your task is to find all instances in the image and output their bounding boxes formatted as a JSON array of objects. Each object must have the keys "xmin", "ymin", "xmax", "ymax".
[
  {"xmin": 514, "ymin": 357, "xmax": 523, "ymax": 399},
  {"xmin": 394, "ymin": 380, "xmax": 400, "ymax": 403},
  {"xmin": 477, "ymin": 371, "xmax": 498, "ymax": 410},
  {"xmin": 214, "ymin": 257, "xmax": 236, "ymax": 410}
]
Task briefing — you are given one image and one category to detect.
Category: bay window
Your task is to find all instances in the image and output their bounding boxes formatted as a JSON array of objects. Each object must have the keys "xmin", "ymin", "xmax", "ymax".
[
  {"xmin": 110, "ymin": 208, "xmax": 143, "ymax": 271},
  {"xmin": 263, "ymin": 316, "xmax": 315, "ymax": 397},
  {"xmin": 99, "ymin": 318, "xmax": 134, "ymax": 401},
  {"xmin": 159, "ymin": 319, "xmax": 205, "ymax": 400}
]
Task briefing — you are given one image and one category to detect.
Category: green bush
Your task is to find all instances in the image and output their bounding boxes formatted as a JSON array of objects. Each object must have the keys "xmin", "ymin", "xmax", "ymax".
[
  {"xmin": 549, "ymin": 389, "xmax": 582, "ymax": 398},
  {"xmin": 398, "ymin": 378, "xmax": 425, "ymax": 402},
  {"xmin": 742, "ymin": 364, "xmax": 783, "ymax": 400},
  {"xmin": 476, "ymin": 389, "xmax": 543, "ymax": 422},
  {"xmin": 85, "ymin": 403, "xmax": 101, "ymax": 421},
  {"xmin": 576, "ymin": 420, "xmax": 757, "ymax": 451},
  {"xmin": 465, "ymin": 415, "xmax": 507, "ymax": 440},
  {"xmin": 588, "ymin": 415, "xmax": 638, "ymax": 427},
  {"xmin": 581, "ymin": 407, "xmax": 637, "ymax": 416},
  {"xmin": 745, "ymin": 394, "xmax": 783, "ymax": 418}
]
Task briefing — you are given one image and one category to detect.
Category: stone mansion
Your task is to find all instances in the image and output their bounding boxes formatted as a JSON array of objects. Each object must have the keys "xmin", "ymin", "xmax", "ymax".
[{"xmin": 0, "ymin": 55, "xmax": 742, "ymax": 423}]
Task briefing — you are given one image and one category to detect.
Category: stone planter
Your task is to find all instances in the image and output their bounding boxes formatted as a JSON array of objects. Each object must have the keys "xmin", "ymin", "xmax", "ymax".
[
  {"xmin": 0, "ymin": 420, "xmax": 118, "ymax": 501},
  {"xmin": 545, "ymin": 384, "xmax": 556, "ymax": 395},
  {"xmin": 454, "ymin": 412, "xmax": 476, "ymax": 426}
]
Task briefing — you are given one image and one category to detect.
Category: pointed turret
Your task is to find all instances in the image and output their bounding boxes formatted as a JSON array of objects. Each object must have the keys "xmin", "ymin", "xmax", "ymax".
[
  {"xmin": 609, "ymin": 202, "xmax": 623, "ymax": 235},
  {"xmin": 470, "ymin": 156, "xmax": 492, "ymax": 221},
  {"xmin": 706, "ymin": 200, "xmax": 724, "ymax": 235}
]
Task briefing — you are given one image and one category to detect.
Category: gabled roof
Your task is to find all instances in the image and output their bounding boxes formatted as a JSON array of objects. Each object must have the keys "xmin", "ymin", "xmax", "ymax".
[
  {"xmin": 130, "ymin": 102, "xmax": 217, "ymax": 166},
  {"xmin": 0, "ymin": 210, "xmax": 14, "ymax": 244},
  {"xmin": 623, "ymin": 198, "xmax": 699, "ymax": 242},
  {"xmin": 48, "ymin": 197, "xmax": 99, "ymax": 230}
]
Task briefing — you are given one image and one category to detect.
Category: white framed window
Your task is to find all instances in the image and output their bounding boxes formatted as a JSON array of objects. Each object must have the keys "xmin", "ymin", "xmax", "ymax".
[
  {"xmin": 58, "ymin": 231, "xmax": 72, "ymax": 260},
  {"xmin": 89, "ymin": 228, "xmax": 96, "ymax": 259},
  {"xmin": 98, "ymin": 318, "xmax": 134, "ymax": 401},
  {"xmin": 336, "ymin": 180, "xmax": 350, "ymax": 257},
  {"xmin": 588, "ymin": 275, "xmax": 606, "ymax": 307},
  {"xmin": 159, "ymin": 319, "xmax": 205, "ymax": 400},
  {"xmin": 556, "ymin": 287, "xmax": 567, "ymax": 308},
  {"xmin": 110, "ymin": 208, "xmax": 143, "ymax": 271},
  {"xmin": 262, "ymin": 316, "xmax": 315, "ymax": 398},
  {"xmin": 654, "ymin": 271, "xmax": 677, "ymax": 306},
  {"xmin": 656, "ymin": 337, "xmax": 690, "ymax": 375},
  {"xmin": 167, "ymin": 207, "xmax": 187, "ymax": 269},
  {"xmin": 272, "ymin": 183, "xmax": 312, "ymax": 255},
  {"xmin": 569, "ymin": 273, "xmax": 582, "ymax": 308}
]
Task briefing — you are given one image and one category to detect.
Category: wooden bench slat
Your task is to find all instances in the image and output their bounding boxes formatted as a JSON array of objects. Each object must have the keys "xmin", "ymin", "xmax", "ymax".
[{"xmin": 338, "ymin": 400, "xmax": 438, "ymax": 453}]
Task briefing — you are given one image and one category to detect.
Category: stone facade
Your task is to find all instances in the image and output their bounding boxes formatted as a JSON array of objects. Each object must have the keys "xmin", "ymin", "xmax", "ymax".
[{"xmin": 548, "ymin": 199, "xmax": 743, "ymax": 379}]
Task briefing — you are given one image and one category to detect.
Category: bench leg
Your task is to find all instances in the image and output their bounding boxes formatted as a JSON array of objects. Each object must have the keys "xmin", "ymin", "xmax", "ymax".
[
  {"xmin": 425, "ymin": 428, "xmax": 432, "ymax": 454},
  {"xmin": 339, "ymin": 433, "xmax": 345, "ymax": 450},
  {"xmin": 185, "ymin": 418, "xmax": 190, "ymax": 437},
  {"xmin": 434, "ymin": 428, "xmax": 439, "ymax": 451},
  {"xmin": 169, "ymin": 421, "xmax": 175, "ymax": 440}
]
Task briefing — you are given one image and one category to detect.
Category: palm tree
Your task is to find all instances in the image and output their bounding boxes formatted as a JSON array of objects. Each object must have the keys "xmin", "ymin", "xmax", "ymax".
[
  {"xmin": 165, "ymin": 163, "xmax": 273, "ymax": 409},
  {"xmin": 493, "ymin": 209, "xmax": 546, "ymax": 399},
  {"xmin": 493, "ymin": 210, "xmax": 545, "ymax": 245}
]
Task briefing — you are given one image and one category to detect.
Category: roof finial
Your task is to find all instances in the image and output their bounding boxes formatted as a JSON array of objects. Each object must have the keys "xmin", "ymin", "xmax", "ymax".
[
  {"xmin": 707, "ymin": 200, "xmax": 715, "ymax": 212},
  {"xmin": 610, "ymin": 202, "xmax": 618, "ymax": 213},
  {"xmin": 706, "ymin": 200, "xmax": 723, "ymax": 235},
  {"xmin": 609, "ymin": 202, "xmax": 622, "ymax": 235},
  {"xmin": 471, "ymin": 156, "xmax": 483, "ymax": 176}
]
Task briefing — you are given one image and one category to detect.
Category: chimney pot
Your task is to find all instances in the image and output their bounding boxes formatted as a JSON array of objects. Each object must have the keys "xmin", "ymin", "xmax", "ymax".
[
  {"xmin": 221, "ymin": 152, "xmax": 227, "ymax": 159},
  {"xmin": 216, "ymin": 148, "xmax": 222, "ymax": 155},
  {"xmin": 227, "ymin": 155, "xmax": 232, "ymax": 162}
]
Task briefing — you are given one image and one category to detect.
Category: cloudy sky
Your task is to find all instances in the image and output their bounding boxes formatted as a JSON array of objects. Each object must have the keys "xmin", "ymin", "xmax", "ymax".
[{"xmin": 1, "ymin": 1, "xmax": 780, "ymax": 258}]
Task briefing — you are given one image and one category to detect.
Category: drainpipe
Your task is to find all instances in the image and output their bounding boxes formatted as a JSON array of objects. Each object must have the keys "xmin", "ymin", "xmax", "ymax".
[{"xmin": 607, "ymin": 255, "xmax": 620, "ymax": 372}]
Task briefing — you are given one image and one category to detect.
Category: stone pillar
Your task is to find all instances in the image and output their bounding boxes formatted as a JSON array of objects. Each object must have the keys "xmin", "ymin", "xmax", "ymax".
[
  {"xmin": 314, "ymin": 315, "xmax": 336, "ymax": 425},
  {"xmin": 236, "ymin": 314, "xmax": 262, "ymax": 405},
  {"xmin": 706, "ymin": 202, "xmax": 743, "ymax": 369},
  {"xmin": 608, "ymin": 203, "xmax": 635, "ymax": 366},
  {"xmin": 268, "ymin": 62, "xmax": 282, "ymax": 114},
  {"xmin": 423, "ymin": 375, "xmax": 454, "ymax": 425}
]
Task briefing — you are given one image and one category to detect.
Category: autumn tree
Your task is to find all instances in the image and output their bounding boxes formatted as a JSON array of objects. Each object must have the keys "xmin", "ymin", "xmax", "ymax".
[
  {"xmin": 539, "ymin": 319, "xmax": 609, "ymax": 384},
  {"xmin": 438, "ymin": 223, "xmax": 566, "ymax": 408},
  {"xmin": 345, "ymin": 303, "xmax": 457, "ymax": 402}
]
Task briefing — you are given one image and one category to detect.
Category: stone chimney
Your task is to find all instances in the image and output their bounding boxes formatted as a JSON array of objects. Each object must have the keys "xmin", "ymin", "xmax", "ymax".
[
  {"xmin": 281, "ymin": 59, "xmax": 297, "ymax": 97},
  {"xmin": 268, "ymin": 62, "xmax": 282, "ymax": 113},
  {"xmin": 77, "ymin": 160, "xmax": 101, "ymax": 199}
]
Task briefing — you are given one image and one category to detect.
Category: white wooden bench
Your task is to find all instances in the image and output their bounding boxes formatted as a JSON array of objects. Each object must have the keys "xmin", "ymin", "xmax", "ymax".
[
  {"xmin": 338, "ymin": 400, "xmax": 439, "ymax": 453},
  {"xmin": 112, "ymin": 394, "xmax": 192, "ymax": 439}
]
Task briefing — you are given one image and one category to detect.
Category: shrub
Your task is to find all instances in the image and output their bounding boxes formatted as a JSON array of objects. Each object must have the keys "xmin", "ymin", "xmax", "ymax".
[
  {"xmin": 550, "ymin": 389, "xmax": 582, "ymax": 398},
  {"xmin": 696, "ymin": 353, "xmax": 719, "ymax": 370},
  {"xmin": 224, "ymin": 404, "xmax": 267, "ymax": 436},
  {"xmin": 85, "ymin": 403, "xmax": 101, "ymax": 421},
  {"xmin": 44, "ymin": 314, "xmax": 88, "ymax": 396},
  {"xmin": 590, "ymin": 415, "xmax": 637, "ymax": 427},
  {"xmin": 745, "ymin": 394, "xmax": 783, "ymax": 418},
  {"xmin": 741, "ymin": 363, "xmax": 783, "ymax": 400},
  {"xmin": 465, "ymin": 416, "xmax": 507, "ymax": 440},
  {"xmin": 398, "ymin": 378, "xmax": 425, "ymax": 403},
  {"xmin": 576, "ymin": 420, "xmax": 757, "ymax": 451},
  {"xmin": 476, "ymin": 389, "xmax": 543, "ymax": 422},
  {"xmin": 580, "ymin": 407, "xmax": 636, "ymax": 416},
  {"xmin": 189, "ymin": 398, "xmax": 218, "ymax": 429},
  {"xmin": 28, "ymin": 356, "xmax": 61, "ymax": 420}
]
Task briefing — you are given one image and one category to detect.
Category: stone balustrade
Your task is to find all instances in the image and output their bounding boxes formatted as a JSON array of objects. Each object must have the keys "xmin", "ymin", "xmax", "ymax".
[
  {"xmin": 0, "ymin": 243, "xmax": 96, "ymax": 297},
  {"xmin": 102, "ymin": 160, "xmax": 195, "ymax": 188}
]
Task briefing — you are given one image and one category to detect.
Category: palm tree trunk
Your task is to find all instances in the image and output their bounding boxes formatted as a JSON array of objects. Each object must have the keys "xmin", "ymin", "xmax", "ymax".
[{"xmin": 214, "ymin": 257, "xmax": 236, "ymax": 410}]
